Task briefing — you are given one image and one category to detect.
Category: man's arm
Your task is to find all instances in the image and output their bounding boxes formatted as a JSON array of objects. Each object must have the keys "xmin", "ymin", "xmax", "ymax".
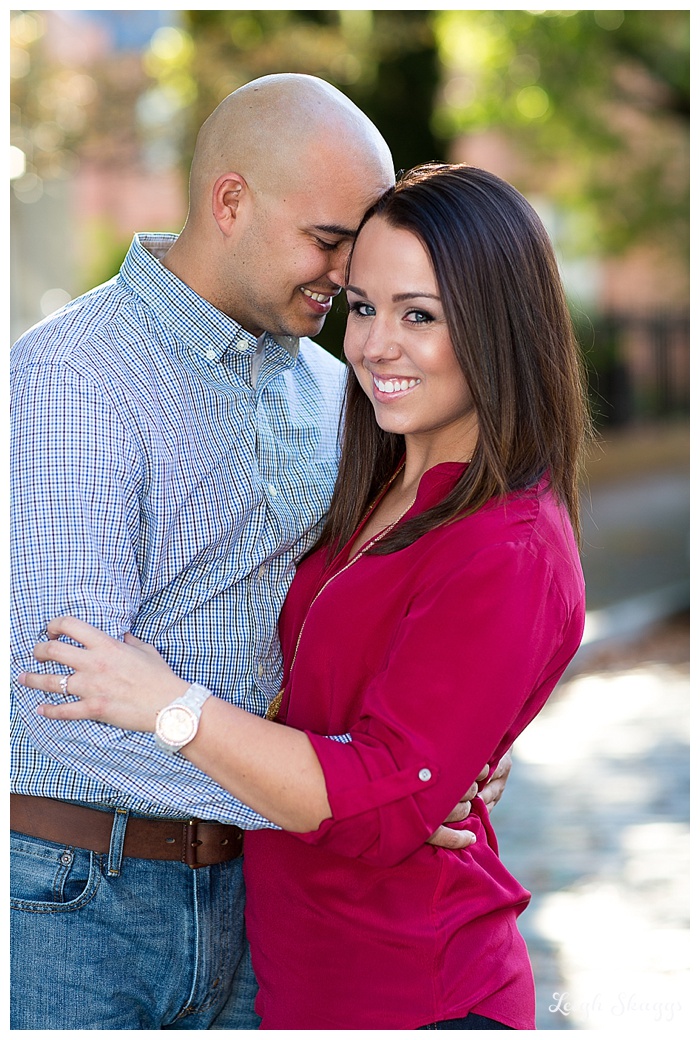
[
  {"xmin": 11, "ymin": 356, "xmax": 273, "ymax": 826},
  {"xmin": 11, "ymin": 361, "xmax": 143, "ymax": 668}
]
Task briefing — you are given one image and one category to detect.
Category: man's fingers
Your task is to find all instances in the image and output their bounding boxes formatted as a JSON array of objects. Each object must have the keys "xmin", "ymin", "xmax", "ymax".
[
  {"xmin": 460, "ymin": 781, "xmax": 479, "ymax": 803},
  {"xmin": 427, "ymin": 825, "xmax": 476, "ymax": 850},
  {"xmin": 480, "ymin": 749, "xmax": 513, "ymax": 812},
  {"xmin": 442, "ymin": 799, "xmax": 472, "ymax": 824}
]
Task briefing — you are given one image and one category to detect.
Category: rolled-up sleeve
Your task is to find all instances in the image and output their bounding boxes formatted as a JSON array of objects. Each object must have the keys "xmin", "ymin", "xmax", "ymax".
[{"xmin": 293, "ymin": 540, "xmax": 578, "ymax": 867}]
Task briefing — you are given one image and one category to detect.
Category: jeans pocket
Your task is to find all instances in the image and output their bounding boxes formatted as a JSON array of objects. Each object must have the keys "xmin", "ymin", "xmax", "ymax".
[{"xmin": 10, "ymin": 832, "xmax": 102, "ymax": 912}]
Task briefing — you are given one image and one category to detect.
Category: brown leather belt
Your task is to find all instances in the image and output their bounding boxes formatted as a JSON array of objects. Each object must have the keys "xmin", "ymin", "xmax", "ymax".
[{"xmin": 10, "ymin": 794, "xmax": 243, "ymax": 869}]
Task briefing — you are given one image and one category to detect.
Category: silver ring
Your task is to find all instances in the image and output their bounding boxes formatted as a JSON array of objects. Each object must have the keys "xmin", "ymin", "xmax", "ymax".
[{"xmin": 59, "ymin": 674, "xmax": 70, "ymax": 696}]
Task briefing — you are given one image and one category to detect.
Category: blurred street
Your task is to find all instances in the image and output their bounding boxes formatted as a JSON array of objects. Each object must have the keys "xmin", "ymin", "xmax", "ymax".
[
  {"xmin": 492, "ymin": 422, "xmax": 690, "ymax": 1031},
  {"xmin": 9, "ymin": 12, "xmax": 689, "ymax": 1035}
]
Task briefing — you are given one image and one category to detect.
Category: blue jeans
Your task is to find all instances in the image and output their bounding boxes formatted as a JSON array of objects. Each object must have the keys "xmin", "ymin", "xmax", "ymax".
[
  {"xmin": 418, "ymin": 1012, "xmax": 513, "ymax": 1029},
  {"xmin": 10, "ymin": 814, "xmax": 261, "ymax": 1030}
]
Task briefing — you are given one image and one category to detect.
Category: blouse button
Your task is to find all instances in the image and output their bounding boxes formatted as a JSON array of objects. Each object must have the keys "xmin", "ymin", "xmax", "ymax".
[{"xmin": 418, "ymin": 768, "xmax": 432, "ymax": 782}]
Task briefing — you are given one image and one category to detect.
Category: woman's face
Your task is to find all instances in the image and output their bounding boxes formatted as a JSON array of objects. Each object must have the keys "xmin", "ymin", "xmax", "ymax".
[{"xmin": 344, "ymin": 216, "xmax": 477, "ymax": 463}]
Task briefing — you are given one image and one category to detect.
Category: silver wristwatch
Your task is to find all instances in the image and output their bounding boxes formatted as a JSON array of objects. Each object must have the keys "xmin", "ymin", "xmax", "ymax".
[{"xmin": 154, "ymin": 683, "xmax": 212, "ymax": 755}]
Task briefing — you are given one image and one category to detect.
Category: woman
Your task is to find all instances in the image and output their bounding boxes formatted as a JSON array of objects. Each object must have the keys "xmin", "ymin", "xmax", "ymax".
[{"xmin": 20, "ymin": 164, "xmax": 588, "ymax": 1030}]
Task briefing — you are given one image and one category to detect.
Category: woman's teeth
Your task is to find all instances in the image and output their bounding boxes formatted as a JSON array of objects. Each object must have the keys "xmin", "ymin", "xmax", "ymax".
[{"xmin": 374, "ymin": 377, "xmax": 420, "ymax": 394}]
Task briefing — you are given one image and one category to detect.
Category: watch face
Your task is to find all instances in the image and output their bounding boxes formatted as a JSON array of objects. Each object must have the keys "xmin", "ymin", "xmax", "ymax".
[{"xmin": 158, "ymin": 705, "xmax": 197, "ymax": 747}]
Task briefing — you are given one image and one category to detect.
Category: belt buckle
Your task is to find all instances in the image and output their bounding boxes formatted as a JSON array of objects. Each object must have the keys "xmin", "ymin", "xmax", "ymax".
[{"xmin": 184, "ymin": 819, "xmax": 206, "ymax": 869}]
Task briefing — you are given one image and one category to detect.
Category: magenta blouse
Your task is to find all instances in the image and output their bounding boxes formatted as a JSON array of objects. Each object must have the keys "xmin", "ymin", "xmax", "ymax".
[{"xmin": 243, "ymin": 463, "xmax": 585, "ymax": 1029}]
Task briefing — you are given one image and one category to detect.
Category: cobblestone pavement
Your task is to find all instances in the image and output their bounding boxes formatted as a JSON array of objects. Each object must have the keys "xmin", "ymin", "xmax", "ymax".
[{"xmin": 493, "ymin": 614, "xmax": 690, "ymax": 1032}]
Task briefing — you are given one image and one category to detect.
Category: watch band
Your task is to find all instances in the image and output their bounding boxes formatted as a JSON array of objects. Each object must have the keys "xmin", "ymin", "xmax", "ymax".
[
  {"xmin": 176, "ymin": 682, "xmax": 213, "ymax": 714},
  {"xmin": 154, "ymin": 682, "xmax": 212, "ymax": 754}
]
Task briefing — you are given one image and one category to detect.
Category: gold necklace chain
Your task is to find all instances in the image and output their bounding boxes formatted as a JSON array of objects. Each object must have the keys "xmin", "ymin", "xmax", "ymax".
[{"xmin": 265, "ymin": 470, "xmax": 411, "ymax": 722}]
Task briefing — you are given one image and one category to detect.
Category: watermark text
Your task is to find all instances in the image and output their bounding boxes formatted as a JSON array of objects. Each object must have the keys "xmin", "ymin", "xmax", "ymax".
[{"xmin": 549, "ymin": 990, "xmax": 682, "ymax": 1023}]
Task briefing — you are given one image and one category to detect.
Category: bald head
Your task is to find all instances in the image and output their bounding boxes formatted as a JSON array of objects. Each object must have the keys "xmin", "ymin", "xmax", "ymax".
[
  {"xmin": 189, "ymin": 73, "xmax": 394, "ymax": 213},
  {"xmin": 166, "ymin": 74, "xmax": 395, "ymax": 335}
]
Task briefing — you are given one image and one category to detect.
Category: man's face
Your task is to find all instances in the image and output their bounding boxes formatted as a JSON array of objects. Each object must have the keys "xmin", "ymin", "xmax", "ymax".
[{"xmin": 225, "ymin": 167, "xmax": 392, "ymax": 340}]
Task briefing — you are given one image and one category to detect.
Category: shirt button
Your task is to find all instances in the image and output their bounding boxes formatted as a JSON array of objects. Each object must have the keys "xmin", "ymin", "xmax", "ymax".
[
  {"xmin": 267, "ymin": 484, "xmax": 278, "ymax": 497},
  {"xmin": 235, "ymin": 337, "xmax": 249, "ymax": 352},
  {"xmin": 257, "ymin": 663, "xmax": 264, "ymax": 678},
  {"xmin": 204, "ymin": 348, "xmax": 217, "ymax": 361},
  {"xmin": 418, "ymin": 768, "xmax": 432, "ymax": 782},
  {"xmin": 258, "ymin": 564, "xmax": 267, "ymax": 578}
]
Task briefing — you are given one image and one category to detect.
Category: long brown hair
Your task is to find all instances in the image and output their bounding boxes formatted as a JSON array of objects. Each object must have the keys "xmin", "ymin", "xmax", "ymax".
[{"xmin": 316, "ymin": 162, "xmax": 591, "ymax": 557}]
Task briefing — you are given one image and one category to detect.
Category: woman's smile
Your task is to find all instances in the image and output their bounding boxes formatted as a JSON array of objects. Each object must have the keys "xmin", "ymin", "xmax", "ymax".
[
  {"xmin": 372, "ymin": 375, "xmax": 422, "ymax": 396},
  {"xmin": 344, "ymin": 216, "xmax": 478, "ymax": 466}
]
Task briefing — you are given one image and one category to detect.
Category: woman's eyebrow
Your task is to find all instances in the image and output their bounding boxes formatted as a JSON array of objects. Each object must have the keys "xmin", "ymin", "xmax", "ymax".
[
  {"xmin": 391, "ymin": 292, "xmax": 441, "ymax": 302},
  {"xmin": 345, "ymin": 285, "xmax": 441, "ymax": 303}
]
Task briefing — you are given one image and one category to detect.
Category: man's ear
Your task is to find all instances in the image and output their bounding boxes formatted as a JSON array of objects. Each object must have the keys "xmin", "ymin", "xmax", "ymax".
[{"xmin": 211, "ymin": 173, "xmax": 247, "ymax": 236}]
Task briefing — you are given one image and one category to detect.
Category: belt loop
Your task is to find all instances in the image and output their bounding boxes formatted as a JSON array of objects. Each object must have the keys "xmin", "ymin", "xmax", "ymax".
[{"xmin": 107, "ymin": 808, "xmax": 130, "ymax": 877}]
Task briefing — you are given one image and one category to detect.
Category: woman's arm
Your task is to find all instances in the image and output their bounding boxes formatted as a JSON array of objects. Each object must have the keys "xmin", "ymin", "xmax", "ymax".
[
  {"xmin": 20, "ymin": 618, "xmax": 488, "ymax": 842},
  {"xmin": 21, "ymin": 618, "xmax": 331, "ymax": 832},
  {"xmin": 22, "ymin": 533, "xmax": 561, "ymax": 859},
  {"xmin": 185, "ymin": 697, "xmax": 331, "ymax": 831}
]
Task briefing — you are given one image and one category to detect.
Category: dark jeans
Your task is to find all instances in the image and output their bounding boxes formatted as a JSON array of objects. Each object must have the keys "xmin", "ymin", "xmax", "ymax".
[{"xmin": 418, "ymin": 1011, "xmax": 513, "ymax": 1030}]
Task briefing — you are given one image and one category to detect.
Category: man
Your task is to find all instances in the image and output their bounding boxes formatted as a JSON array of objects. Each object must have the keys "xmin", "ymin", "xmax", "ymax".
[{"xmin": 11, "ymin": 74, "xmax": 509, "ymax": 1030}]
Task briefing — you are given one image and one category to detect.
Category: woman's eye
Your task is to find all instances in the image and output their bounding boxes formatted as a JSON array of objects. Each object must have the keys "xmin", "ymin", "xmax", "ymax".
[
  {"xmin": 406, "ymin": 310, "xmax": 433, "ymax": 324},
  {"xmin": 348, "ymin": 301, "xmax": 375, "ymax": 317}
]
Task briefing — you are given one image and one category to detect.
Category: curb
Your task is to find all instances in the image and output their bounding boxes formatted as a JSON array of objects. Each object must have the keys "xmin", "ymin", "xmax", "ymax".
[{"xmin": 574, "ymin": 580, "xmax": 689, "ymax": 663}]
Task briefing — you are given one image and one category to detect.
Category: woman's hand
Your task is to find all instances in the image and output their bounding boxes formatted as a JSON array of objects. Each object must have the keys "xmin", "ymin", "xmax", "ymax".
[{"xmin": 17, "ymin": 616, "xmax": 189, "ymax": 732}]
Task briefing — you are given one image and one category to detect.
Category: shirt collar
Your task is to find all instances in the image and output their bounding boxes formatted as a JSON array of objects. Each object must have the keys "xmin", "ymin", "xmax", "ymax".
[
  {"xmin": 119, "ymin": 233, "xmax": 300, "ymax": 363},
  {"xmin": 413, "ymin": 462, "xmax": 469, "ymax": 511}
]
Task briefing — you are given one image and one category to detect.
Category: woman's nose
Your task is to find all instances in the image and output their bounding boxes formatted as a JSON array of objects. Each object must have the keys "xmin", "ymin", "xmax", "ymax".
[{"xmin": 362, "ymin": 318, "xmax": 400, "ymax": 362}]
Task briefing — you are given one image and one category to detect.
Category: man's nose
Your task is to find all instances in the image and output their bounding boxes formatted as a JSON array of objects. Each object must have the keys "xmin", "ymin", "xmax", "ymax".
[{"xmin": 326, "ymin": 243, "xmax": 353, "ymax": 287}]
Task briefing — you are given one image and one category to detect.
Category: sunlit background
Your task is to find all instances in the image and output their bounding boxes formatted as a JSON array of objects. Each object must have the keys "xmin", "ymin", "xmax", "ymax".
[{"xmin": 10, "ymin": 9, "xmax": 690, "ymax": 1031}]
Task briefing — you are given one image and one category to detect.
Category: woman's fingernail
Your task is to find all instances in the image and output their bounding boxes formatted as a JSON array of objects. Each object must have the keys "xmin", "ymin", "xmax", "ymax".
[{"xmin": 17, "ymin": 673, "xmax": 25, "ymax": 684}]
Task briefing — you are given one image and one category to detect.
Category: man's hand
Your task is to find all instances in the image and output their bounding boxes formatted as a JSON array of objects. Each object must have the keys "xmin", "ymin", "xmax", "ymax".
[
  {"xmin": 479, "ymin": 748, "xmax": 512, "ymax": 813},
  {"xmin": 427, "ymin": 750, "xmax": 513, "ymax": 850}
]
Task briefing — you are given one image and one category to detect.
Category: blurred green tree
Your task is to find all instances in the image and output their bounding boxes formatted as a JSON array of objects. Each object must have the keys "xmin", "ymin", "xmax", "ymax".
[
  {"xmin": 432, "ymin": 9, "xmax": 689, "ymax": 257},
  {"xmin": 145, "ymin": 9, "xmax": 446, "ymax": 354},
  {"xmin": 11, "ymin": 9, "xmax": 689, "ymax": 362},
  {"xmin": 12, "ymin": 9, "xmax": 689, "ymax": 262},
  {"xmin": 160, "ymin": 9, "xmax": 688, "ymax": 261},
  {"xmin": 175, "ymin": 9, "xmax": 442, "ymax": 174},
  {"xmin": 165, "ymin": 8, "xmax": 689, "ymax": 356}
]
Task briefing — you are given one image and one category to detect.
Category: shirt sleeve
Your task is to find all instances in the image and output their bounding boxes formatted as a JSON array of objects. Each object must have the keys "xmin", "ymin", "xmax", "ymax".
[
  {"xmin": 10, "ymin": 358, "xmax": 275, "ymax": 829},
  {"xmin": 291, "ymin": 539, "xmax": 582, "ymax": 866}
]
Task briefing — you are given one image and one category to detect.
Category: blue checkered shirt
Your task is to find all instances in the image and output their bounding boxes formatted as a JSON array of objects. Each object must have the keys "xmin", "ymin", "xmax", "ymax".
[{"xmin": 11, "ymin": 233, "xmax": 346, "ymax": 828}]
